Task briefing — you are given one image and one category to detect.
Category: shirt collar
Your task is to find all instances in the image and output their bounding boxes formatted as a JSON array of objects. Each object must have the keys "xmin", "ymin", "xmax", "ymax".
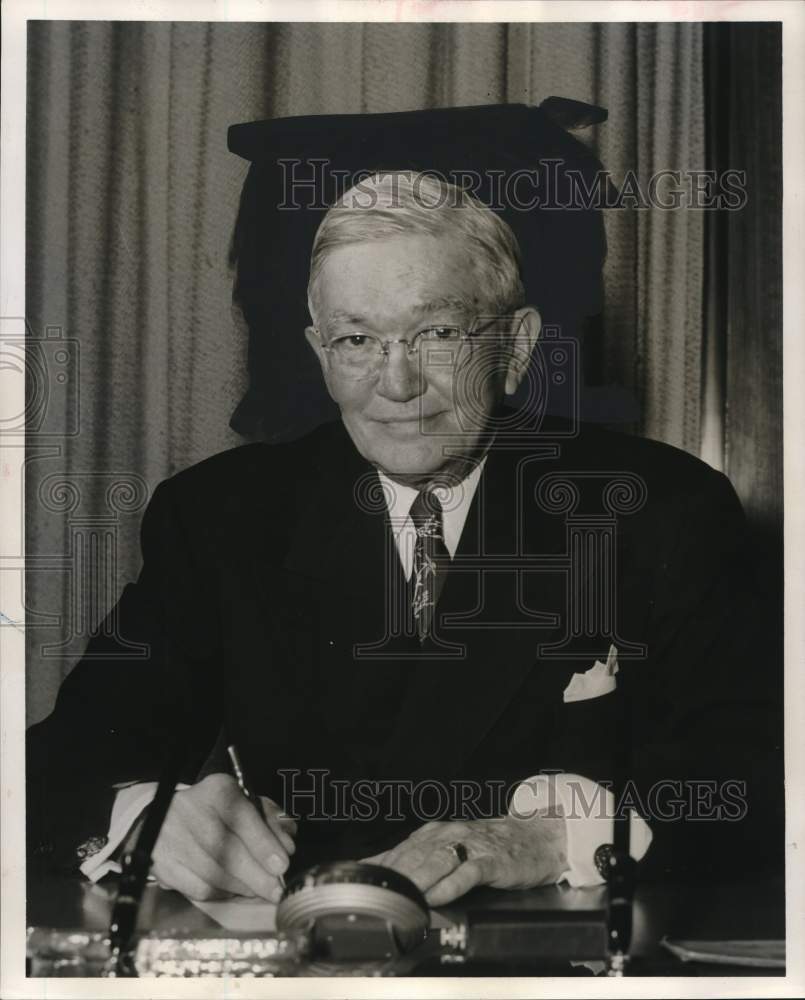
[{"xmin": 377, "ymin": 456, "xmax": 487, "ymax": 558}]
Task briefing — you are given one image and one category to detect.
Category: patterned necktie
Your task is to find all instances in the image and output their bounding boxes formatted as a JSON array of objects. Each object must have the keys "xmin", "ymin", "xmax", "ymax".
[{"xmin": 409, "ymin": 489, "xmax": 450, "ymax": 643}]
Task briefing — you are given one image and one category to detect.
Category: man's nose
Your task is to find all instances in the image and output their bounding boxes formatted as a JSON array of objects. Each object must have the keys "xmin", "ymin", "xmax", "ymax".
[{"xmin": 375, "ymin": 342, "xmax": 424, "ymax": 402}]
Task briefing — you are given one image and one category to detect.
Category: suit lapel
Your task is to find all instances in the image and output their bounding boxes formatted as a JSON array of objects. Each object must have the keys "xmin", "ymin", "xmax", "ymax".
[{"xmin": 279, "ymin": 426, "xmax": 387, "ymax": 586}]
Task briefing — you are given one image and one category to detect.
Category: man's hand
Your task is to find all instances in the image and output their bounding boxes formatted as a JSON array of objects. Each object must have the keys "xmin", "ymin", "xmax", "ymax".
[
  {"xmin": 362, "ymin": 814, "xmax": 567, "ymax": 907},
  {"xmin": 146, "ymin": 773, "xmax": 297, "ymax": 902}
]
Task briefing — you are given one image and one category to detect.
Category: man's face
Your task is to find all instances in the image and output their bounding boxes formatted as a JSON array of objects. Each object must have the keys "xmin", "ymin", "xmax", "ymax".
[{"xmin": 306, "ymin": 233, "xmax": 524, "ymax": 485}]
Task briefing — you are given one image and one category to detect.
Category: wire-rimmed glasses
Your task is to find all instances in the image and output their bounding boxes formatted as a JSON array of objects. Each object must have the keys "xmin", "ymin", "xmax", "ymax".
[{"xmin": 315, "ymin": 321, "xmax": 500, "ymax": 381}]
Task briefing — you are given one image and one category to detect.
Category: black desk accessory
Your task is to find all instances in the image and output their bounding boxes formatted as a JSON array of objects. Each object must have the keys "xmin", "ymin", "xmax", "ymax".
[{"xmin": 105, "ymin": 733, "xmax": 187, "ymax": 975}]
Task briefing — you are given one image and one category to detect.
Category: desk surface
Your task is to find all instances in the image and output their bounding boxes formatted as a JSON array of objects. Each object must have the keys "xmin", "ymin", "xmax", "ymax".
[{"xmin": 27, "ymin": 873, "xmax": 785, "ymax": 976}]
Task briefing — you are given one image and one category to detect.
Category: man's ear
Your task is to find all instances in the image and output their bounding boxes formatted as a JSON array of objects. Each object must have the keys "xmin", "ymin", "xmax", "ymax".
[
  {"xmin": 306, "ymin": 325, "xmax": 340, "ymax": 404},
  {"xmin": 505, "ymin": 306, "xmax": 541, "ymax": 396},
  {"xmin": 305, "ymin": 325, "xmax": 327, "ymax": 370}
]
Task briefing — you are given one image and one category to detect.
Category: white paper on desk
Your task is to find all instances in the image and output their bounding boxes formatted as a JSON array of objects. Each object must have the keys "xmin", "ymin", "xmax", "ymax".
[{"xmin": 189, "ymin": 896, "xmax": 277, "ymax": 932}]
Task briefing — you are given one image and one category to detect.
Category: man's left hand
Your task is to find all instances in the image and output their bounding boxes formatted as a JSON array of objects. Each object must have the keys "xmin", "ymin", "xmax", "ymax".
[{"xmin": 361, "ymin": 814, "xmax": 567, "ymax": 907}]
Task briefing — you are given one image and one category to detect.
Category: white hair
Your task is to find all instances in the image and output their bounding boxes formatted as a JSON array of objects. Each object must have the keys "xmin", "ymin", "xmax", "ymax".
[{"xmin": 307, "ymin": 171, "xmax": 525, "ymax": 322}]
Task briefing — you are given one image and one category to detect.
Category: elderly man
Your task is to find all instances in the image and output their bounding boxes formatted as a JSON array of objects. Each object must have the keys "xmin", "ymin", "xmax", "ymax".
[{"xmin": 27, "ymin": 138, "xmax": 779, "ymax": 910}]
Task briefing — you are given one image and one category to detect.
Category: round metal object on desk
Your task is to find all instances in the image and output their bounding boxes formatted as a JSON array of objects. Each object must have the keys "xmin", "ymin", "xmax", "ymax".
[{"xmin": 276, "ymin": 862, "xmax": 429, "ymax": 956}]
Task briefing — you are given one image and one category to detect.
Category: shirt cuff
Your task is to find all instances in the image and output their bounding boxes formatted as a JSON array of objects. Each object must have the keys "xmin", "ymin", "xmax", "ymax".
[
  {"xmin": 79, "ymin": 781, "xmax": 189, "ymax": 882},
  {"xmin": 509, "ymin": 773, "xmax": 653, "ymax": 888}
]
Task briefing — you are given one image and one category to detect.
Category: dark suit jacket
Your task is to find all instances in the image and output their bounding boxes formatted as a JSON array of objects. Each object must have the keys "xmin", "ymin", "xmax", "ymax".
[{"xmin": 27, "ymin": 418, "xmax": 783, "ymax": 881}]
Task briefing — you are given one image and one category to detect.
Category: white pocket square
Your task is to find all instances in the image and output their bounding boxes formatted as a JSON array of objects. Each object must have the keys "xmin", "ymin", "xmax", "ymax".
[{"xmin": 562, "ymin": 645, "xmax": 619, "ymax": 703}]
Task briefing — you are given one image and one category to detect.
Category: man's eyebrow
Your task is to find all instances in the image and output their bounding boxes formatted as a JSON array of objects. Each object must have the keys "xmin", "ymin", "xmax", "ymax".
[
  {"xmin": 325, "ymin": 309, "xmax": 368, "ymax": 326},
  {"xmin": 412, "ymin": 296, "xmax": 473, "ymax": 316},
  {"xmin": 324, "ymin": 298, "xmax": 472, "ymax": 329}
]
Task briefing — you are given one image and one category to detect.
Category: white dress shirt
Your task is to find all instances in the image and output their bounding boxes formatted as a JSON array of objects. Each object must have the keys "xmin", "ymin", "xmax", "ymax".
[
  {"xmin": 377, "ymin": 459, "xmax": 486, "ymax": 578},
  {"xmin": 82, "ymin": 458, "xmax": 651, "ymax": 885}
]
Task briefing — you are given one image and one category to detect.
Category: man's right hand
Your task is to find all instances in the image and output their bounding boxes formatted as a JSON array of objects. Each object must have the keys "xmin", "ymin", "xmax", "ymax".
[{"xmin": 146, "ymin": 773, "xmax": 296, "ymax": 902}]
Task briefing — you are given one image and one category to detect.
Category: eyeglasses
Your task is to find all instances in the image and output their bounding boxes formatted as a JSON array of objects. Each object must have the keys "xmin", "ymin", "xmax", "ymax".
[{"xmin": 316, "ymin": 321, "xmax": 501, "ymax": 381}]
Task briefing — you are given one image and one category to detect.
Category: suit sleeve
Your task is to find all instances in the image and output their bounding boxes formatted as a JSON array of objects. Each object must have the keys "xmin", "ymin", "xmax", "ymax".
[
  {"xmin": 627, "ymin": 468, "xmax": 783, "ymax": 879},
  {"xmin": 26, "ymin": 479, "xmax": 223, "ymax": 875}
]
